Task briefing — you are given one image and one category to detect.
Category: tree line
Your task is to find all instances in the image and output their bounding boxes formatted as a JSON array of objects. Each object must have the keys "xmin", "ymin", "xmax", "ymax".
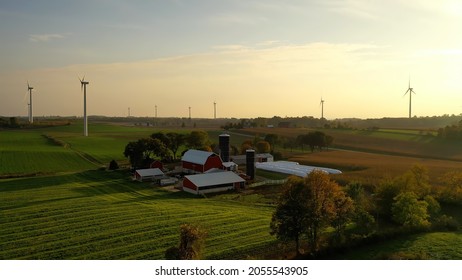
[
  {"xmin": 270, "ymin": 165, "xmax": 460, "ymax": 258},
  {"xmin": 123, "ymin": 130, "xmax": 211, "ymax": 169}
]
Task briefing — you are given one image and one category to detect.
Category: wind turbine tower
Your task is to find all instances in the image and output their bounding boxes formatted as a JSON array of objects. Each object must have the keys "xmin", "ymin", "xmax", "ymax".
[
  {"xmin": 404, "ymin": 77, "xmax": 416, "ymax": 118},
  {"xmin": 27, "ymin": 82, "xmax": 34, "ymax": 123},
  {"xmin": 155, "ymin": 105, "xmax": 157, "ymax": 118},
  {"xmin": 79, "ymin": 77, "xmax": 89, "ymax": 136},
  {"xmin": 320, "ymin": 98, "xmax": 325, "ymax": 119},
  {"xmin": 189, "ymin": 106, "xmax": 191, "ymax": 120},
  {"xmin": 214, "ymin": 101, "xmax": 217, "ymax": 119}
]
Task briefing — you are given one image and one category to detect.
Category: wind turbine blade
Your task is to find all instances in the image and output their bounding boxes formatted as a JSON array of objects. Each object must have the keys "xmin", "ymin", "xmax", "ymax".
[{"xmin": 403, "ymin": 89, "xmax": 410, "ymax": 96}]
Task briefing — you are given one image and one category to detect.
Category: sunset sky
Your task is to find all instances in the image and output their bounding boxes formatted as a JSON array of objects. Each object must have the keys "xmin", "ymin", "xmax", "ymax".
[{"xmin": 1, "ymin": 0, "xmax": 461, "ymax": 119}]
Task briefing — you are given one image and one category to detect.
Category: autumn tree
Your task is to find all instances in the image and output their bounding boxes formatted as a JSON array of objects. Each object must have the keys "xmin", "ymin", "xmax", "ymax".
[
  {"xmin": 271, "ymin": 171, "xmax": 353, "ymax": 256},
  {"xmin": 270, "ymin": 176, "xmax": 309, "ymax": 255},
  {"xmin": 178, "ymin": 224, "xmax": 207, "ymax": 260},
  {"xmin": 331, "ymin": 191, "xmax": 354, "ymax": 244},
  {"xmin": 255, "ymin": 140, "xmax": 271, "ymax": 153}
]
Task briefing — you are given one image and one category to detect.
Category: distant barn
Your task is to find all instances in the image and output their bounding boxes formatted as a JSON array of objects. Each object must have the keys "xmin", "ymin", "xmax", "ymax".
[
  {"xmin": 181, "ymin": 149, "xmax": 223, "ymax": 174},
  {"xmin": 183, "ymin": 171, "xmax": 245, "ymax": 195},
  {"xmin": 149, "ymin": 160, "xmax": 163, "ymax": 170}
]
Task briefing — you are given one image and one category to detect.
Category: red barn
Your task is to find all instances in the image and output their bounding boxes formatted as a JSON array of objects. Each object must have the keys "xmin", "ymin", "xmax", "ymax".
[
  {"xmin": 181, "ymin": 149, "xmax": 223, "ymax": 174},
  {"xmin": 150, "ymin": 160, "xmax": 163, "ymax": 170},
  {"xmin": 183, "ymin": 171, "xmax": 245, "ymax": 195}
]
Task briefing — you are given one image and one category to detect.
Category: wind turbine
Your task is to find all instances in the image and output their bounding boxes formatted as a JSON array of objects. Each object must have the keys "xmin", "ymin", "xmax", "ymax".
[
  {"xmin": 27, "ymin": 82, "xmax": 34, "ymax": 123},
  {"xmin": 320, "ymin": 98, "xmax": 325, "ymax": 119},
  {"xmin": 189, "ymin": 106, "xmax": 191, "ymax": 120},
  {"xmin": 404, "ymin": 77, "xmax": 416, "ymax": 118},
  {"xmin": 79, "ymin": 76, "xmax": 89, "ymax": 136},
  {"xmin": 213, "ymin": 101, "xmax": 217, "ymax": 119}
]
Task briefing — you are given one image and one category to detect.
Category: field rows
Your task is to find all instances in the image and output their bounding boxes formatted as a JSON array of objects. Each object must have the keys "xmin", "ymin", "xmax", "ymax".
[{"xmin": 0, "ymin": 170, "xmax": 274, "ymax": 259}]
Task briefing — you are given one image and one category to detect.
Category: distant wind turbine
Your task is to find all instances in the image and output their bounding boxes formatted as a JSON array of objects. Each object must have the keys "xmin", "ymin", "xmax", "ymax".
[
  {"xmin": 79, "ymin": 76, "xmax": 89, "ymax": 136},
  {"xmin": 320, "ymin": 98, "xmax": 325, "ymax": 119},
  {"xmin": 189, "ymin": 106, "xmax": 191, "ymax": 120},
  {"xmin": 404, "ymin": 76, "xmax": 416, "ymax": 118},
  {"xmin": 27, "ymin": 82, "xmax": 34, "ymax": 123},
  {"xmin": 214, "ymin": 101, "xmax": 217, "ymax": 119}
]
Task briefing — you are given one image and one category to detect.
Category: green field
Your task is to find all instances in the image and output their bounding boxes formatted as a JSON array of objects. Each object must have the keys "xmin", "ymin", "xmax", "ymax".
[
  {"xmin": 334, "ymin": 232, "xmax": 462, "ymax": 260},
  {"xmin": 0, "ymin": 170, "xmax": 275, "ymax": 259},
  {"xmin": 0, "ymin": 130, "xmax": 97, "ymax": 175}
]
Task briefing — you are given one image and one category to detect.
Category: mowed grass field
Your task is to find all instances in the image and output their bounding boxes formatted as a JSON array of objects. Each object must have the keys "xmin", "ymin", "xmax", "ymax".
[
  {"xmin": 2, "ymin": 121, "xmax": 462, "ymax": 259},
  {"xmin": 0, "ymin": 130, "xmax": 97, "ymax": 175},
  {"xmin": 0, "ymin": 170, "xmax": 275, "ymax": 259}
]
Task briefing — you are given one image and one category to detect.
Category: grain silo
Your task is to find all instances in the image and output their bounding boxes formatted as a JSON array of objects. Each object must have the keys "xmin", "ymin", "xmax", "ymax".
[
  {"xmin": 219, "ymin": 134, "xmax": 230, "ymax": 162},
  {"xmin": 246, "ymin": 149, "xmax": 255, "ymax": 180}
]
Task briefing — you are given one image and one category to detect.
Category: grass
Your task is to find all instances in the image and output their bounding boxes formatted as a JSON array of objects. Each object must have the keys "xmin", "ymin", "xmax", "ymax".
[
  {"xmin": 0, "ymin": 170, "xmax": 275, "ymax": 260},
  {"xmin": 0, "ymin": 130, "xmax": 97, "ymax": 175},
  {"xmin": 334, "ymin": 231, "xmax": 462, "ymax": 260}
]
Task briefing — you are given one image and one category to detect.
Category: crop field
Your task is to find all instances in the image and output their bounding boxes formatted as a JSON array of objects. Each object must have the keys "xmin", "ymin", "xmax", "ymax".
[
  {"xmin": 0, "ymin": 130, "xmax": 97, "ymax": 175},
  {"xmin": 290, "ymin": 149, "xmax": 462, "ymax": 186},
  {"xmin": 0, "ymin": 170, "xmax": 275, "ymax": 259},
  {"xmin": 242, "ymin": 127, "xmax": 462, "ymax": 161}
]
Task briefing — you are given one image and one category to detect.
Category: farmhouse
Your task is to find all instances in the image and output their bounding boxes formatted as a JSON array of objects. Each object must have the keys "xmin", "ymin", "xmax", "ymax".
[
  {"xmin": 181, "ymin": 149, "xmax": 223, "ymax": 174},
  {"xmin": 134, "ymin": 168, "xmax": 165, "ymax": 182},
  {"xmin": 183, "ymin": 171, "xmax": 245, "ymax": 195}
]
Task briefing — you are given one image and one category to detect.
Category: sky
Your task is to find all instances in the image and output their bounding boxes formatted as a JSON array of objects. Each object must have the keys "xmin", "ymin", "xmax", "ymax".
[{"xmin": 1, "ymin": 0, "xmax": 461, "ymax": 119}]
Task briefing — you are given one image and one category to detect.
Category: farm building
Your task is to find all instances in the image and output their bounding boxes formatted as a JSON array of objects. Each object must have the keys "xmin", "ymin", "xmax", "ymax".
[
  {"xmin": 181, "ymin": 149, "xmax": 223, "ymax": 174},
  {"xmin": 230, "ymin": 153, "xmax": 274, "ymax": 165},
  {"xmin": 183, "ymin": 171, "xmax": 245, "ymax": 195},
  {"xmin": 255, "ymin": 161, "xmax": 342, "ymax": 178},
  {"xmin": 149, "ymin": 160, "xmax": 164, "ymax": 170},
  {"xmin": 134, "ymin": 168, "xmax": 165, "ymax": 182}
]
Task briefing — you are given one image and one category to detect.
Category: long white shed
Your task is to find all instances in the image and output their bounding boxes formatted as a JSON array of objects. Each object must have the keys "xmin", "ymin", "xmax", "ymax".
[{"xmin": 255, "ymin": 161, "xmax": 342, "ymax": 177}]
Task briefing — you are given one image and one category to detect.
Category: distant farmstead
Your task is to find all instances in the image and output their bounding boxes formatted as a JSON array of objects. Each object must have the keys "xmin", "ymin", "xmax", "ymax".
[
  {"xmin": 181, "ymin": 149, "xmax": 223, "ymax": 174},
  {"xmin": 183, "ymin": 171, "xmax": 245, "ymax": 195}
]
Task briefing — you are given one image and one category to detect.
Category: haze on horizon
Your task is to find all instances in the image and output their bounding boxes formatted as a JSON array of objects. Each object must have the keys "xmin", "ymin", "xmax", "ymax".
[{"xmin": 1, "ymin": 0, "xmax": 461, "ymax": 119}]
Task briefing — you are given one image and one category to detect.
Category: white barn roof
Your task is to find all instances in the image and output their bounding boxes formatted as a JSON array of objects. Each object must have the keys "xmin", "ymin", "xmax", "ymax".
[
  {"xmin": 135, "ymin": 168, "xmax": 164, "ymax": 177},
  {"xmin": 182, "ymin": 149, "xmax": 217, "ymax": 165},
  {"xmin": 185, "ymin": 171, "xmax": 244, "ymax": 188},
  {"xmin": 256, "ymin": 161, "xmax": 342, "ymax": 177}
]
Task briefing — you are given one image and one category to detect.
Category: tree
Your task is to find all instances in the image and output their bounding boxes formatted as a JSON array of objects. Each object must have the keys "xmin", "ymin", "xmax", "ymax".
[
  {"xmin": 165, "ymin": 132, "xmax": 185, "ymax": 160},
  {"xmin": 270, "ymin": 176, "xmax": 309, "ymax": 255},
  {"xmin": 123, "ymin": 138, "xmax": 168, "ymax": 169},
  {"xmin": 331, "ymin": 191, "xmax": 354, "ymax": 244},
  {"xmin": 108, "ymin": 159, "xmax": 119, "ymax": 170},
  {"xmin": 303, "ymin": 170, "xmax": 342, "ymax": 253},
  {"xmin": 240, "ymin": 140, "xmax": 253, "ymax": 154},
  {"xmin": 271, "ymin": 171, "xmax": 349, "ymax": 255},
  {"xmin": 187, "ymin": 131, "xmax": 210, "ymax": 150},
  {"xmin": 264, "ymin": 134, "xmax": 279, "ymax": 152},
  {"xmin": 178, "ymin": 224, "xmax": 207, "ymax": 260},
  {"xmin": 391, "ymin": 192, "xmax": 430, "ymax": 228},
  {"xmin": 255, "ymin": 140, "xmax": 271, "ymax": 153}
]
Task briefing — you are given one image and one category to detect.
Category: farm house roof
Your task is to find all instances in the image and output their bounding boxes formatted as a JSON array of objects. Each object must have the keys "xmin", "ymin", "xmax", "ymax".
[
  {"xmin": 182, "ymin": 149, "xmax": 218, "ymax": 165},
  {"xmin": 135, "ymin": 168, "xmax": 164, "ymax": 177},
  {"xmin": 185, "ymin": 171, "xmax": 244, "ymax": 188},
  {"xmin": 256, "ymin": 161, "xmax": 342, "ymax": 177}
]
